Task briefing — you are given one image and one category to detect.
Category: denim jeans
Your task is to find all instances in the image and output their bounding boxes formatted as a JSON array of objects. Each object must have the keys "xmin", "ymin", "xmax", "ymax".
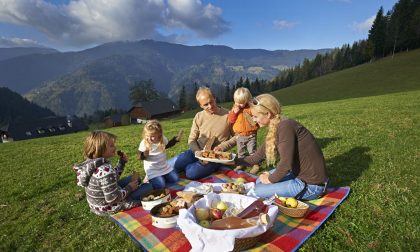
[
  {"xmin": 118, "ymin": 175, "xmax": 153, "ymax": 201},
  {"xmin": 254, "ymin": 169, "xmax": 325, "ymax": 200},
  {"xmin": 149, "ymin": 170, "xmax": 179, "ymax": 189},
  {"xmin": 167, "ymin": 149, "xmax": 222, "ymax": 180}
]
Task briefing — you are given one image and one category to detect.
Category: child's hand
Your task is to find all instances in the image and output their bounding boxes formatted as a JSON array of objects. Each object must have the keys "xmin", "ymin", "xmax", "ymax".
[
  {"xmin": 117, "ymin": 150, "xmax": 128, "ymax": 162},
  {"xmin": 143, "ymin": 149, "xmax": 150, "ymax": 157},
  {"xmin": 232, "ymin": 104, "xmax": 240, "ymax": 114}
]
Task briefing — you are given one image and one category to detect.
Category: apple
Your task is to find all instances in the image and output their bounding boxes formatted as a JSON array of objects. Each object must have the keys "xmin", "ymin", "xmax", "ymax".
[
  {"xmin": 210, "ymin": 208, "xmax": 223, "ymax": 220},
  {"xmin": 216, "ymin": 201, "xmax": 229, "ymax": 211},
  {"xmin": 195, "ymin": 207, "xmax": 210, "ymax": 221},
  {"xmin": 199, "ymin": 220, "xmax": 210, "ymax": 228}
]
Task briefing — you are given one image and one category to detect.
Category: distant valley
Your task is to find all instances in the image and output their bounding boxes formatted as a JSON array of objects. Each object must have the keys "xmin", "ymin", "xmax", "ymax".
[{"xmin": 0, "ymin": 40, "xmax": 329, "ymax": 116}]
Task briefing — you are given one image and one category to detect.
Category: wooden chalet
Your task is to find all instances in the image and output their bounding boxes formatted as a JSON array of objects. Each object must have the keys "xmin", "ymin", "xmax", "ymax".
[
  {"xmin": 129, "ymin": 98, "xmax": 181, "ymax": 123},
  {"xmin": 0, "ymin": 116, "xmax": 88, "ymax": 142}
]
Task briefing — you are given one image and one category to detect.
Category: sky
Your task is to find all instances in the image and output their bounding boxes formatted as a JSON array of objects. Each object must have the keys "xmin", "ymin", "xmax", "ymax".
[{"xmin": 0, "ymin": 0, "xmax": 399, "ymax": 52}]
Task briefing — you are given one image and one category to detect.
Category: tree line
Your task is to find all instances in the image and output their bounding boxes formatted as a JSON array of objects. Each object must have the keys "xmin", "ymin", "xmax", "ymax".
[{"xmin": 270, "ymin": 0, "xmax": 420, "ymax": 90}]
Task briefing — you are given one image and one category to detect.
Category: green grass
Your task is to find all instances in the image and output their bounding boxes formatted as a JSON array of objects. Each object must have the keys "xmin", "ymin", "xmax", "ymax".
[
  {"xmin": 1, "ymin": 90, "xmax": 419, "ymax": 251},
  {"xmin": 1, "ymin": 50, "xmax": 420, "ymax": 251}
]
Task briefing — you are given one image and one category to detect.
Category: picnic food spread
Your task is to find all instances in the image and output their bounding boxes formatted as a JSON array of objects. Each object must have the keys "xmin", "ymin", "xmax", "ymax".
[{"xmin": 199, "ymin": 150, "xmax": 232, "ymax": 160}]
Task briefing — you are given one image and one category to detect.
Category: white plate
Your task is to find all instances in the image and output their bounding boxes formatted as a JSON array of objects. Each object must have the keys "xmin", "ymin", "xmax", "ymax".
[{"xmin": 195, "ymin": 152, "xmax": 236, "ymax": 164}]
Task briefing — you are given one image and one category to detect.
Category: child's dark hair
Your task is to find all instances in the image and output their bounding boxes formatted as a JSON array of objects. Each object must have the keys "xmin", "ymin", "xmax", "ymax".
[{"xmin": 84, "ymin": 131, "xmax": 116, "ymax": 159}]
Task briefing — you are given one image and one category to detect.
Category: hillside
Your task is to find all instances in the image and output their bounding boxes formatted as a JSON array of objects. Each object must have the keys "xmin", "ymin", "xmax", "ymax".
[
  {"xmin": 0, "ymin": 87, "xmax": 55, "ymax": 125},
  {"xmin": 0, "ymin": 40, "xmax": 328, "ymax": 116},
  {"xmin": 272, "ymin": 48, "xmax": 420, "ymax": 106},
  {"xmin": 176, "ymin": 49, "xmax": 420, "ymax": 120}
]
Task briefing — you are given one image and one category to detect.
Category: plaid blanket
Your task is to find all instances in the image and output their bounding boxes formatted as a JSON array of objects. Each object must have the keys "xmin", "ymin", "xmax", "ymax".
[{"xmin": 111, "ymin": 167, "xmax": 350, "ymax": 252}]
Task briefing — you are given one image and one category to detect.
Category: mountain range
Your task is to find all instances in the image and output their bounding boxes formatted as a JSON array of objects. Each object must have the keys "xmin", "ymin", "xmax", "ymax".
[{"xmin": 0, "ymin": 40, "xmax": 329, "ymax": 116}]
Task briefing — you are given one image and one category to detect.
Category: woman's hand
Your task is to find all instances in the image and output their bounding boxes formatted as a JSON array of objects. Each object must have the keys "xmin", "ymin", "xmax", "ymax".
[{"xmin": 259, "ymin": 172, "xmax": 271, "ymax": 184}]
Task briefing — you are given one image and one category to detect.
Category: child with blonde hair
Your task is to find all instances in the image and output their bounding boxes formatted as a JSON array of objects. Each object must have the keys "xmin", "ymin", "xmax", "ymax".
[
  {"xmin": 138, "ymin": 120, "xmax": 180, "ymax": 189},
  {"xmin": 73, "ymin": 131, "xmax": 152, "ymax": 216},
  {"xmin": 234, "ymin": 94, "xmax": 329, "ymax": 200},
  {"xmin": 228, "ymin": 87, "xmax": 260, "ymax": 174}
]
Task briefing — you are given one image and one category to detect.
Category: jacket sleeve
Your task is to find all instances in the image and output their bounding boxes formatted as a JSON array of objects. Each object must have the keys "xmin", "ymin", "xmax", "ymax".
[
  {"xmin": 268, "ymin": 122, "xmax": 296, "ymax": 183},
  {"xmin": 228, "ymin": 110, "xmax": 238, "ymax": 124},
  {"xmin": 166, "ymin": 136, "xmax": 178, "ymax": 149},
  {"xmin": 98, "ymin": 164, "xmax": 133, "ymax": 204},
  {"xmin": 114, "ymin": 159, "xmax": 126, "ymax": 179}
]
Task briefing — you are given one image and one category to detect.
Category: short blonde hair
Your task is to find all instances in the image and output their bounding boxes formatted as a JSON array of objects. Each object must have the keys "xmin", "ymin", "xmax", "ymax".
[
  {"xmin": 251, "ymin": 94, "xmax": 282, "ymax": 166},
  {"xmin": 142, "ymin": 120, "xmax": 165, "ymax": 151},
  {"xmin": 84, "ymin": 131, "xmax": 116, "ymax": 159},
  {"xmin": 233, "ymin": 87, "xmax": 252, "ymax": 104},
  {"xmin": 196, "ymin": 87, "xmax": 214, "ymax": 102}
]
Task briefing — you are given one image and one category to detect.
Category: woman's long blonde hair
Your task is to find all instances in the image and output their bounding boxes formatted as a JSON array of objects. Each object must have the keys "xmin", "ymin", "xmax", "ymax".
[
  {"xmin": 251, "ymin": 94, "xmax": 282, "ymax": 166},
  {"xmin": 143, "ymin": 120, "xmax": 165, "ymax": 151},
  {"xmin": 84, "ymin": 131, "xmax": 116, "ymax": 159}
]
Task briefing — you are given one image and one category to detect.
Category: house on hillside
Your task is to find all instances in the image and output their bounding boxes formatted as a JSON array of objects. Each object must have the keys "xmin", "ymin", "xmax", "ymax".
[
  {"xmin": 0, "ymin": 116, "xmax": 88, "ymax": 142},
  {"xmin": 129, "ymin": 98, "xmax": 181, "ymax": 123},
  {"xmin": 103, "ymin": 114, "xmax": 130, "ymax": 128}
]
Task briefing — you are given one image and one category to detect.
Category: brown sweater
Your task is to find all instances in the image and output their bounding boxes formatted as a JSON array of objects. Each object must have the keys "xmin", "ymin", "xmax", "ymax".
[
  {"xmin": 236, "ymin": 119, "xmax": 327, "ymax": 185},
  {"xmin": 188, "ymin": 107, "xmax": 237, "ymax": 152}
]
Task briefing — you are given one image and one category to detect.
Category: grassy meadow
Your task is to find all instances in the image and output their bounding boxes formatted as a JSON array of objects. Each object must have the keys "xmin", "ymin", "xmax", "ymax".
[{"xmin": 1, "ymin": 51, "xmax": 420, "ymax": 251}]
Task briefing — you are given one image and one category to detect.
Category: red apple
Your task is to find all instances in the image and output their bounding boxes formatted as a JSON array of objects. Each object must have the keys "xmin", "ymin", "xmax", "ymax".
[{"xmin": 210, "ymin": 208, "xmax": 223, "ymax": 220}]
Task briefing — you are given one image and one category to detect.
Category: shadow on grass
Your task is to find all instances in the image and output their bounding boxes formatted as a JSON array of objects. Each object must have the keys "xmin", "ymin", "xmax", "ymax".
[
  {"xmin": 316, "ymin": 137, "xmax": 341, "ymax": 149},
  {"xmin": 326, "ymin": 146, "xmax": 372, "ymax": 187}
]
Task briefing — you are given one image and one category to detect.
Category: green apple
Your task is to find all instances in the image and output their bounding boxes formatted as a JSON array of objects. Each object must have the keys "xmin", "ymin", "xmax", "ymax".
[
  {"xmin": 216, "ymin": 201, "xmax": 229, "ymax": 211},
  {"xmin": 199, "ymin": 220, "xmax": 210, "ymax": 228}
]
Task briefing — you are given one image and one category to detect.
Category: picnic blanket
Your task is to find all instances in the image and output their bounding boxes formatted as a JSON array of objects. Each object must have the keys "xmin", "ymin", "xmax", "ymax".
[{"xmin": 111, "ymin": 167, "xmax": 350, "ymax": 252}]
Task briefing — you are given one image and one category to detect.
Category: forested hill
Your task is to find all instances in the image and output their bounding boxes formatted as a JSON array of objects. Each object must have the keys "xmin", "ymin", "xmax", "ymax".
[
  {"xmin": 0, "ymin": 87, "xmax": 55, "ymax": 125},
  {"xmin": 0, "ymin": 40, "xmax": 328, "ymax": 117}
]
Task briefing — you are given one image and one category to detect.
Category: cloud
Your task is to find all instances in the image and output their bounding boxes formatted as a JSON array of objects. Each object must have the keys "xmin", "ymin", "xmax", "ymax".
[
  {"xmin": 165, "ymin": 0, "xmax": 230, "ymax": 38},
  {"xmin": 0, "ymin": 37, "xmax": 42, "ymax": 47},
  {"xmin": 0, "ymin": 0, "xmax": 229, "ymax": 48},
  {"xmin": 272, "ymin": 20, "xmax": 296, "ymax": 30},
  {"xmin": 352, "ymin": 15, "xmax": 375, "ymax": 31}
]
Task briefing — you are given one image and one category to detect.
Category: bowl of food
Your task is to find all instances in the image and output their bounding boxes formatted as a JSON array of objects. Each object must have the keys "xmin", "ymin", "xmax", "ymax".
[
  {"xmin": 141, "ymin": 189, "xmax": 171, "ymax": 211},
  {"xmin": 150, "ymin": 201, "xmax": 184, "ymax": 228}
]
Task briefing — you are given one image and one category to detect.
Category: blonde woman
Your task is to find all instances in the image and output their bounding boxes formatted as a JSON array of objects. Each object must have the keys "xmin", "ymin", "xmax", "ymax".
[
  {"xmin": 138, "ymin": 120, "xmax": 180, "ymax": 189},
  {"xmin": 234, "ymin": 94, "xmax": 328, "ymax": 200},
  {"xmin": 228, "ymin": 87, "xmax": 260, "ymax": 174}
]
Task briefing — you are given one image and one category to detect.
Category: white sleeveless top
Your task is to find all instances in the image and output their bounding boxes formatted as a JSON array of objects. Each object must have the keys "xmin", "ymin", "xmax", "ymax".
[{"xmin": 138, "ymin": 136, "xmax": 172, "ymax": 179}]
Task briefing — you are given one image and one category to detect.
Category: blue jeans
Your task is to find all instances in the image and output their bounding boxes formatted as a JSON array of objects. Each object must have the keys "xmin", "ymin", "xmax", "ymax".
[
  {"xmin": 254, "ymin": 169, "xmax": 325, "ymax": 200},
  {"xmin": 118, "ymin": 175, "xmax": 153, "ymax": 201},
  {"xmin": 167, "ymin": 149, "xmax": 222, "ymax": 180},
  {"xmin": 149, "ymin": 170, "xmax": 179, "ymax": 189}
]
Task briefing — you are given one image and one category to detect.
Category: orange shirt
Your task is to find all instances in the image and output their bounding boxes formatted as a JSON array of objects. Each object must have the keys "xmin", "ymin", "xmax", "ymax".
[{"xmin": 228, "ymin": 106, "xmax": 258, "ymax": 136}]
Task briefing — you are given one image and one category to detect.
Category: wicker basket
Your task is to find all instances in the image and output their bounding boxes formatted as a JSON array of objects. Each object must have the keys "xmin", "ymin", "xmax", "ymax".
[
  {"xmin": 275, "ymin": 200, "xmax": 309, "ymax": 218},
  {"xmin": 232, "ymin": 233, "xmax": 264, "ymax": 252}
]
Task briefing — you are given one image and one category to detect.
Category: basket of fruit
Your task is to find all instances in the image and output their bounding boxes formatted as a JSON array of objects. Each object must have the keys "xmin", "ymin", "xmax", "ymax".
[
  {"xmin": 177, "ymin": 193, "xmax": 278, "ymax": 251},
  {"xmin": 273, "ymin": 195, "xmax": 309, "ymax": 218}
]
